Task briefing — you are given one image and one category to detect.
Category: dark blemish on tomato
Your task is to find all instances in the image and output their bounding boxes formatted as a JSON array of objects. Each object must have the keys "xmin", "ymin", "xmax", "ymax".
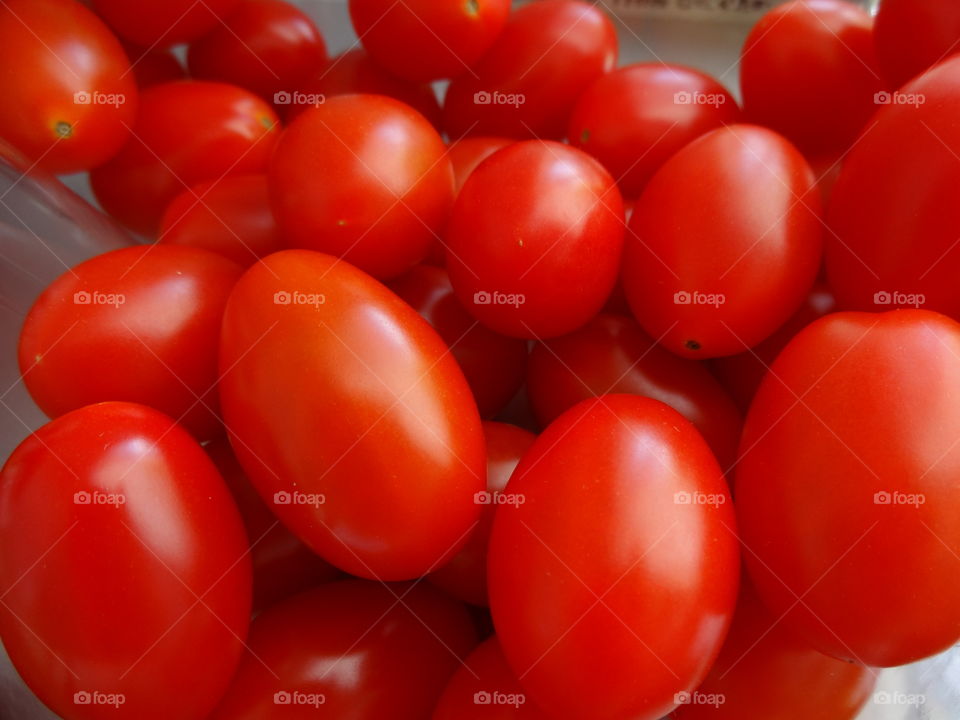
[{"xmin": 685, "ymin": 340, "xmax": 701, "ymax": 351}]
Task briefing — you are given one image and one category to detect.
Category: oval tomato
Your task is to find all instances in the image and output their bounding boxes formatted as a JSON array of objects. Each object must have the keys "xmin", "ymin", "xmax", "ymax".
[
  {"xmin": 93, "ymin": 0, "xmax": 240, "ymax": 48},
  {"xmin": 489, "ymin": 395, "xmax": 739, "ymax": 720},
  {"xmin": 446, "ymin": 140, "xmax": 624, "ymax": 339},
  {"xmin": 622, "ymin": 124, "xmax": 823, "ymax": 358},
  {"xmin": 0, "ymin": 402, "xmax": 251, "ymax": 720},
  {"xmin": 122, "ymin": 42, "xmax": 186, "ymax": 88},
  {"xmin": 19, "ymin": 245, "xmax": 243, "ymax": 441},
  {"xmin": 736, "ymin": 309, "xmax": 960, "ymax": 666},
  {"xmin": 443, "ymin": 0, "xmax": 617, "ymax": 139},
  {"xmin": 0, "ymin": 0, "xmax": 138, "ymax": 174},
  {"xmin": 874, "ymin": 0, "xmax": 960, "ymax": 89},
  {"xmin": 219, "ymin": 250, "xmax": 485, "ymax": 580},
  {"xmin": 448, "ymin": 136, "xmax": 514, "ymax": 193},
  {"xmin": 270, "ymin": 94, "xmax": 454, "ymax": 280}
]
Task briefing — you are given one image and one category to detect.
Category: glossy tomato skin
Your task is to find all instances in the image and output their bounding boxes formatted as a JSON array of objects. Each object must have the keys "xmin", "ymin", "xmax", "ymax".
[
  {"xmin": 90, "ymin": 81, "xmax": 279, "ymax": 235},
  {"xmin": 671, "ymin": 585, "xmax": 876, "ymax": 720},
  {"xmin": 429, "ymin": 421, "xmax": 536, "ymax": 606},
  {"xmin": 93, "ymin": 0, "xmax": 240, "ymax": 48},
  {"xmin": 0, "ymin": 0, "xmax": 137, "ymax": 174},
  {"xmin": 443, "ymin": 0, "xmax": 617, "ymax": 139},
  {"xmin": 432, "ymin": 636, "xmax": 551, "ymax": 719},
  {"xmin": 623, "ymin": 124, "xmax": 822, "ymax": 358},
  {"xmin": 187, "ymin": 0, "xmax": 327, "ymax": 102},
  {"xmin": 826, "ymin": 57, "xmax": 960, "ymax": 317},
  {"xmin": 489, "ymin": 395, "xmax": 739, "ymax": 720},
  {"xmin": 736, "ymin": 310, "xmax": 960, "ymax": 666},
  {"xmin": 0, "ymin": 402, "xmax": 251, "ymax": 720},
  {"xmin": 740, "ymin": 0, "xmax": 885, "ymax": 155},
  {"xmin": 19, "ymin": 245, "xmax": 243, "ymax": 441},
  {"xmin": 527, "ymin": 314, "xmax": 742, "ymax": 471},
  {"xmin": 569, "ymin": 64, "xmax": 741, "ymax": 198},
  {"xmin": 159, "ymin": 175, "xmax": 282, "ymax": 267},
  {"xmin": 270, "ymin": 95, "xmax": 454, "ymax": 280},
  {"xmin": 219, "ymin": 250, "xmax": 485, "ymax": 580},
  {"xmin": 350, "ymin": 0, "xmax": 510, "ymax": 83},
  {"xmin": 390, "ymin": 266, "xmax": 528, "ymax": 418},
  {"xmin": 874, "ymin": 0, "xmax": 960, "ymax": 89},
  {"xmin": 209, "ymin": 580, "xmax": 479, "ymax": 719},
  {"xmin": 446, "ymin": 140, "xmax": 624, "ymax": 339}
]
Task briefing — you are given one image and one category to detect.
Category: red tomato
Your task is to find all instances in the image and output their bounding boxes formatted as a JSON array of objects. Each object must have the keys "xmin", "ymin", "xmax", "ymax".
[
  {"xmin": 429, "ymin": 421, "xmax": 536, "ymax": 606},
  {"xmin": 158, "ymin": 175, "xmax": 282, "ymax": 267},
  {"xmin": 489, "ymin": 395, "xmax": 739, "ymax": 720},
  {"xmin": 874, "ymin": 0, "xmax": 960, "ymax": 89},
  {"xmin": 736, "ymin": 310, "xmax": 960, "ymax": 666},
  {"xmin": 671, "ymin": 584, "xmax": 877, "ymax": 720},
  {"xmin": 206, "ymin": 438, "xmax": 341, "ymax": 612},
  {"xmin": 269, "ymin": 94, "xmax": 454, "ymax": 279},
  {"xmin": 826, "ymin": 57, "xmax": 960, "ymax": 316},
  {"xmin": 622, "ymin": 125, "xmax": 823, "ymax": 358},
  {"xmin": 527, "ymin": 314, "xmax": 742, "ymax": 471},
  {"xmin": 350, "ymin": 0, "xmax": 511, "ymax": 83},
  {"xmin": 0, "ymin": 402, "xmax": 251, "ymax": 720},
  {"xmin": 90, "ymin": 81, "xmax": 279, "ymax": 235},
  {"xmin": 0, "ymin": 0, "xmax": 137, "ymax": 174},
  {"xmin": 209, "ymin": 580, "xmax": 478, "ymax": 719},
  {"xmin": 740, "ymin": 0, "xmax": 885, "ymax": 154},
  {"xmin": 219, "ymin": 250, "xmax": 485, "ymax": 580},
  {"xmin": 389, "ymin": 266, "xmax": 528, "ymax": 418},
  {"xmin": 446, "ymin": 140, "xmax": 624, "ymax": 339},
  {"xmin": 432, "ymin": 636, "xmax": 551, "ymax": 719},
  {"xmin": 187, "ymin": 0, "xmax": 327, "ymax": 101},
  {"xmin": 568, "ymin": 64, "xmax": 741, "ymax": 198},
  {"xmin": 122, "ymin": 43, "xmax": 187, "ymax": 88},
  {"xmin": 443, "ymin": 0, "xmax": 617, "ymax": 139},
  {"xmin": 93, "ymin": 0, "xmax": 241, "ymax": 48},
  {"xmin": 288, "ymin": 48, "xmax": 442, "ymax": 127},
  {"xmin": 448, "ymin": 137, "xmax": 514, "ymax": 194},
  {"xmin": 18, "ymin": 245, "xmax": 242, "ymax": 441}
]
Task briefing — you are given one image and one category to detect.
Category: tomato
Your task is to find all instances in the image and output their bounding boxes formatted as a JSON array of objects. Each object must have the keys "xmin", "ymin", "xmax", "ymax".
[
  {"xmin": 19, "ymin": 245, "xmax": 242, "ymax": 441},
  {"xmin": 389, "ymin": 266, "xmax": 528, "ymax": 418},
  {"xmin": 874, "ymin": 0, "xmax": 960, "ymax": 89},
  {"xmin": 488, "ymin": 395, "xmax": 739, "ymax": 720},
  {"xmin": 432, "ymin": 636, "xmax": 550, "ymax": 719},
  {"xmin": 219, "ymin": 250, "xmax": 485, "ymax": 580},
  {"xmin": 825, "ymin": 57, "xmax": 960, "ymax": 317},
  {"xmin": 269, "ymin": 94, "xmax": 454, "ymax": 280},
  {"xmin": 288, "ymin": 49, "xmax": 441, "ymax": 127},
  {"xmin": 158, "ymin": 175, "xmax": 281, "ymax": 267},
  {"xmin": 671, "ymin": 584, "xmax": 876, "ymax": 720},
  {"xmin": 205, "ymin": 438, "xmax": 341, "ymax": 612},
  {"xmin": 122, "ymin": 43, "xmax": 187, "ymax": 88},
  {"xmin": 187, "ymin": 0, "xmax": 327, "ymax": 102},
  {"xmin": 0, "ymin": 0, "xmax": 137, "ymax": 174},
  {"xmin": 350, "ymin": 0, "xmax": 510, "ymax": 83},
  {"xmin": 736, "ymin": 310, "xmax": 960, "ymax": 666},
  {"xmin": 568, "ymin": 64, "xmax": 741, "ymax": 198},
  {"xmin": 622, "ymin": 124, "xmax": 823, "ymax": 358},
  {"xmin": 0, "ymin": 402, "xmax": 251, "ymax": 720},
  {"xmin": 209, "ymin": 580, "xmax": 478, "ymax": 719},
  {"xmin": 448, "ymin": 137, "xmax": 514, "ymax": 194},
  {"xmin": 429, "ymin": 421, "xmax": 536, "ymax": 606},
  {"xmin": 446, "ymin": 140, "xmax": 624, "ymax": 339},
  {"xmin": 709, "ymin": 282, "xmax": 836, "ymax": 413},
  {"xmin": 90, "ymin": 81, "xmax": 279, "ymax": 235},
  {"xmin": 527, "ymin": 314, "xmax": 742, "ymax": 471},
  {"xmin": 93, "ymin": 0, "xmax": 241, "ymax": 48},
  {"xmin": 443, "ymin": 0, "xmax": 617, "ymax": 139},
  {"xmin": 740, "ymin": 0, "xmax": 885, "ymax": 155}
]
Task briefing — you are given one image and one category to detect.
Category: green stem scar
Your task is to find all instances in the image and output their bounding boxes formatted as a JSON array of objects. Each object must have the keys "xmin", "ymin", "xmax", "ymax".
[
  {"xmin": 465, "ymin": 0, "xmax": 479, "ymax": 17},
  {"xmin": 54, "ymin": 122, "xmax": 73, "ymax": 139}
]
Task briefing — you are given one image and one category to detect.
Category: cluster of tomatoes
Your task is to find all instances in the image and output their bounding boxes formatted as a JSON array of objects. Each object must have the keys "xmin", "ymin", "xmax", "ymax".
[{"xmin": 2, "ymin": 0, "xmax": 960, "ymax": 718}]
